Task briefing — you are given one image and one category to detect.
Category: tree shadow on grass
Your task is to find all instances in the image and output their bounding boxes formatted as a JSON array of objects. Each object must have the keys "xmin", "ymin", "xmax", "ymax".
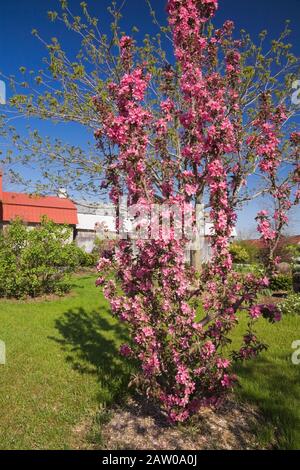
[
  {"xmin": 50, "ymin": 306, "xmax": 133, "ymax": 404},
  {"xmin": 233, "ymin": 355, "xmax": 300, "ymax": 449}
]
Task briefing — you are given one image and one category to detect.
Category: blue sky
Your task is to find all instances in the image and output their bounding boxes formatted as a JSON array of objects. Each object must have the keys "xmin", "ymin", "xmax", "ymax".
[{"xmin": 0, "ymin": 0, "xmax": 300, "ymax": 235}]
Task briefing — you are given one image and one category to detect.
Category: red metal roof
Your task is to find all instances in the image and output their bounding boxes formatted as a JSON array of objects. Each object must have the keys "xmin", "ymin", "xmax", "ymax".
[{"xmin": 0, "ymin": 192, "xmax": 78, "ymax": 225}]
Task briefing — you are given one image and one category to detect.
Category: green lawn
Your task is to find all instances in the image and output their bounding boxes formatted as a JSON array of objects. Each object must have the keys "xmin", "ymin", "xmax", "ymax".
[
  {"xmin": 0, "ymin": 275, "xmax": 299, "ymax": 449},
  {"xmin": 232, "ymin": 313, "xmax": 300, "ymax": 449},
  {"xmin": 0, "ymin": 275, "xmax": 131, "ymax": 450}
]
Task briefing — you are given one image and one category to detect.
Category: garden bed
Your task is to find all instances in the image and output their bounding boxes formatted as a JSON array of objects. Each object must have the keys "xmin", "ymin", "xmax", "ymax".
[{"xmin": 99, "ymin": 396, "xmax": 264, "ymax": 450}]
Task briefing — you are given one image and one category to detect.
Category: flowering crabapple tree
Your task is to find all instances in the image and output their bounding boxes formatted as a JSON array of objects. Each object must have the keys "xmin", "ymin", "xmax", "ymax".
[
  {"xmin": 0, "ymin": 0, "xmax": 299, "ymax": 422},
  {"xmin": 93, "ymin": 0, "xmax": 300, "ymax": 422}
]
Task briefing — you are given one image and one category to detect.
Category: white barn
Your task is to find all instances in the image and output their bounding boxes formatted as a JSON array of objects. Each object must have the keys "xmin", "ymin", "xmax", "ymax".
[
  {"xmin": 75, "ymin": 202, "xmax": 117, "ymax": 252},
  {"xmin": 75, "ymin": 203, "xmax": 237, "ymax": 261},
  {"xmin": 75, "ymin": 202, "xmax": 133, "ymax": 252}
]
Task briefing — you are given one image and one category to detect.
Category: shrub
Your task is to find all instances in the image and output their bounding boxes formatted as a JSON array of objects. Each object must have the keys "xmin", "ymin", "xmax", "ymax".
[
  {"xmin": 238, "ymin": 241, "xmax": 261, "ymax": 264},
  {"xmin": 0, "ymin": 218, "xmax": 80, "ymax": 298},
  {"xmin": 260, "ymin": 242, "xmax": 299, "ymax": 266},
  {"xmin": 233, "ymin": 263, "xmax": 261, "ymax": 274},
  {"xmin": 269, "ymin": 274, "xmax": 293, "ymax": 292},
  {"xmin": 229, "ymin": 243, "xmax": 250, "ymax": 264},
  {"xmin": 73, "ymin": 245, "xmax": 97, "ymax": 268},
  {"xmin": 284, "ymin": 244, "xmax": 300, "ymax": 262},
  {"xmin": 279, "ymin": 294, "xmax": 300, "ymax": 316}
]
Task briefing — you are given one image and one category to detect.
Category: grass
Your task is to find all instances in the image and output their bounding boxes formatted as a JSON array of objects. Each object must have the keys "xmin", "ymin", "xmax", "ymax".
[
  {"xmin": 231, "ymin": 313, "xmax": 300, "ymax": 449},
  {"xmin": 0, "ymin": 275, "xmax": 131, "ymax": 450},
  {"xmin": 0, "ymin": 274, "xmax": 299, "ymax": 449}
]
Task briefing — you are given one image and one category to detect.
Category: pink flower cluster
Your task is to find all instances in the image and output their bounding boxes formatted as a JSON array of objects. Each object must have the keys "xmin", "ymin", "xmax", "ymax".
[
  {"xmin": 119, "ymin": 35, "xmax": 134, "ymax": 70},
  {"xmin": 256, "ymin": 211, "xmax": 276, "ymax": 241}
]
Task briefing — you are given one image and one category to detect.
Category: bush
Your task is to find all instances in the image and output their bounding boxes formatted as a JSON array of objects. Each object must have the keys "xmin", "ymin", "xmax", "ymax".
[
  {"xmin": 279, "ymin": 294, "xmax": 300, "ymax": 316},
  {"xmin": 230, "ymin": 240, "xmax": 261, "ymax": 265},
  {"xmin": 285, "ymin": 244, "xmax": 300, "ymax": 262},
  {"xmin": 292, "ymin": 258, "xmax": 300, "ymax": 275},
  {"xmin": 229, "ymin": 243, "xmax": 250, "ymax": 264},
  {"xmin": 0, "ymin": 218, "xmax": 81, "ymax": 298},
  {"xmin": 70, "ymin": 238, "xmax": 117, "ymax": 270},
  {"xmin": 269, "ymin": 274, "xmax": 293, "ymax": 292},
  {"xmin": 259, "ymin": 242, "xmax": 299, "ymax": 266},
  {"xmin": 73, "ymin": 245, "xmax": 97, "ymax": 268}
]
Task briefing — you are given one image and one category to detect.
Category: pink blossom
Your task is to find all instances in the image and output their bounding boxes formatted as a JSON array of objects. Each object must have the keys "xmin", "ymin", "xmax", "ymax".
[
  {"xmin": 176, "ymin": 365, "xmax": 190, "ymax": 385},
  {"xmin": 249, "ymin": 305, "xmax": 262, "ymax": 320},
  {"xmin": 216, "ymin": 358, "xmax": 231, "ymax": 369},
  {"xmin": 120, "ymin": 344, "xmax": 133, "ymax": 357},
  {"xmin": 95, "ymin": 276, "xmax": 105, "ymax": 287},
  {"xmin": 221, "ymin": 374, "xmax": 236, "ymax": 388},
  {"xmin": 201, "ymin": 341, "xmax": 216, "ymax": 357},
  {"xmin": 185, "ymin": 184, "xmax": 198, "ymax": 196}
]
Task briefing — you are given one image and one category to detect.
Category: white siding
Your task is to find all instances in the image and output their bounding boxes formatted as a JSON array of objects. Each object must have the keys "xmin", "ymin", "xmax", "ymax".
[{"xmin": 77, "ymin": 213, "xmax": 116, "ymax": 232}]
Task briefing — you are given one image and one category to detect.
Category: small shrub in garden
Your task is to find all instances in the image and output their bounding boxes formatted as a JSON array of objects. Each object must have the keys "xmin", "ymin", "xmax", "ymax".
[
  {"xmin": 269, "ymin": 274, "xmax": 293, "ymax": 292},
  {"xmin": 284, "ymin": 244, "xmax": 300, "ymax": 263},
  {"xmin": 74, "ymin": 245, "xmax": 97, "ymax": 268},
  {"xmin": 230, "ymin": 241, "xmax": 260, "ymax": 265},
  {"xmin": 279, "ymin": 294, "xmax": 300, "ymax": 316},
  {"xmin": 0, "ymin": 218, "xmax": 80, "ymax": 298},
  {"xmin": 229, "ymin": 243, "xmax": 250, "ymax": 264}
]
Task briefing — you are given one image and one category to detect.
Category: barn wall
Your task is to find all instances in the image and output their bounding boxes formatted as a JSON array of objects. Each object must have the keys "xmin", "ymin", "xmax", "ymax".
[
  {"xmin": 77, "ymin": 213, "xmax": 116, "ymax": 232},
  {"xmin": 75, "ymin": 230, "xmax": 97, "ymax": 253}
]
